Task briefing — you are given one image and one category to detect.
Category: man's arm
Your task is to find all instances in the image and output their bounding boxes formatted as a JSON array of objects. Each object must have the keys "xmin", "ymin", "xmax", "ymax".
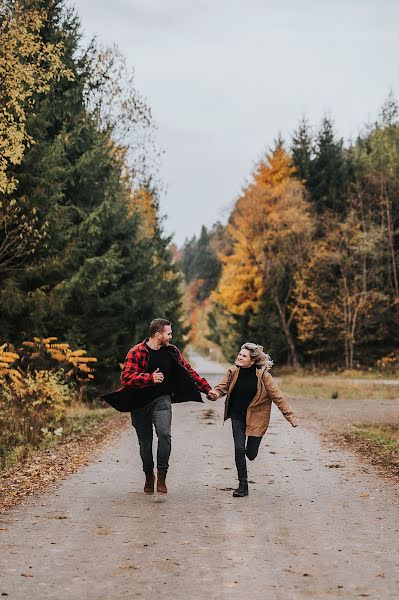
[
  {"xmin": 175, "ymin": 349, "xmax": 211, "ymax": 394},
  {"xmin": 120, "ymin": 348, "xmax": 154, "ymax": 389}
]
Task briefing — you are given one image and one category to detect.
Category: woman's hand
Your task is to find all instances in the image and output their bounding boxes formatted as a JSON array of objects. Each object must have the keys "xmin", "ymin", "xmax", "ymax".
[{"xmin": 207, "ymin": 389, "xmax": 219, "ymax": 400}]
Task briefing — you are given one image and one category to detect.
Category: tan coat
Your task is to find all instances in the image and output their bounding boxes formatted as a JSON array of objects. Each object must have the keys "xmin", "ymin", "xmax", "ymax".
[{"xmin": 213, "ymin": 366, "xmax": 298, "ymax": 437}]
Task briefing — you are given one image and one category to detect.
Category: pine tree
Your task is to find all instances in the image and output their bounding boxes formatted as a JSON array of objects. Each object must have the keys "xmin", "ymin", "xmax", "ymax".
[
  {"xmin": 181, "ymin": 225, "xmax": 221, "ymax": 301},
  {"xmin": 308, "ymin": 116, "xmax": 349, "ymax": 215},
  {"xmin": 0, "ymin": 0, "xmax": 185, "ymax": 382},
  {"xmin": 291, "ymin": 116, "xmax": 313, "ymax": 183}
]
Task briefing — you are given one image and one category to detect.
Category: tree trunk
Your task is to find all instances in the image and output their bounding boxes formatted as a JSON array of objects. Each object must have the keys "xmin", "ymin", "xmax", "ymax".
[
  {"xmin": 386, "ymin": 199, "xmax": 399, "ymax": 299},
  {"xmin": 348, "ymin": 339, "xmax": 354, "ymax": 370},
  {"xmin": 274, "ymin": 295, "xmax": 300, "ymax": 369}
]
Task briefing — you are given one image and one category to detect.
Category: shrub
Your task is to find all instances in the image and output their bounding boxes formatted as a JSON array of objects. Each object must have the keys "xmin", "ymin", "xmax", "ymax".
[
  {"xmin": 0, "ymin": 338, "xmax": 98, "ymax": 470},
  {"xmin": 0, "ymin": 370, "xmax": 73, "ymax": 469},
  {"xmin": 19, "ymin": 337, "xmax": 97, "ymax": 383},
  {"xmin": 376, "ymin": 354, "xmax": 399, "ymax": 376}
]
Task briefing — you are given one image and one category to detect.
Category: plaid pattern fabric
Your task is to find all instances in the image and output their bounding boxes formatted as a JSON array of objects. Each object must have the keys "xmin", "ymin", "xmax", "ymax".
[{"xmin": 120, "ymin": 340, "xmax": 211, "ymax": 394}]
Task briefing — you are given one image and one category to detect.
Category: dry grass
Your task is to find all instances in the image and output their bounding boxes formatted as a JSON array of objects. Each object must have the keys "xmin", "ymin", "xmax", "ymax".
[
  {"xmin": 1, "ymin": 403, "xmax": 115, "ymax": 472},
  {"xmin": 278, "ymin": 374, "xmax": 399, "ymax": 401},
  {"xmin": 0, "ymin": 410, "xmax": 128, "ymax": 513},
  {"xmin": 282, "ymin": 371, "xmax": 399, "ymax": 476},
  {"xmin": 339, "ymin": 423, "xmax": 399, "ymax": 477},
  {"xmin": 338, "ymin": 369, "xmax": 399, "ymax": 380},
  {"xmin": 63, "ymin": 404, "xmax": 114, "ymax": 432},
  {"xmin": 351, "ymin": 423, "xmax": 399, "ymax": 452}
]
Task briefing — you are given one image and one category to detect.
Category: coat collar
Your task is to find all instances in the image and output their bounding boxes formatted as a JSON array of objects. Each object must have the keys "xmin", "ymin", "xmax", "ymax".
[
  {"xmin": 228, "ymin": 365, "xmax": 267, "ymax": 393},
  {"xmin": 138, "ymin": 339, "xmax": 179, "ymax": 355}
]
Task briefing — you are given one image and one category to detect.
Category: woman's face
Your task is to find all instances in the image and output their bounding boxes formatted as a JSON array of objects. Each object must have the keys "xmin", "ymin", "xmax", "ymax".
[{"xmin": 235, "ymin": 348, "xmax": 254, "ymax": 368}]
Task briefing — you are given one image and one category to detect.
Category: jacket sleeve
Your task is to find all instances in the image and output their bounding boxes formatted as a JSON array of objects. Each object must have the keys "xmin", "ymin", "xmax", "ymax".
[
  {"xmin": 213, "ymin": 369, "xmax": 233, "ymax": 398},
  {"xmin": 120, "ymin": 348, "xmax": 154, "ymax": 389},
  {"xmin": 263, "ymin": 371, "xmax": 298, "ymax": 427},
  {"xmin": 175, "ymin": 350, "xmax": 211, "ymax": 394}
]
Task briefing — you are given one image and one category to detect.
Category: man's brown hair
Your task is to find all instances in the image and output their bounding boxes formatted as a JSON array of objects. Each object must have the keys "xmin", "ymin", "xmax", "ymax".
[{"xmin": 149, "ymin": 318, "xmax": 171, "ymax": 337}]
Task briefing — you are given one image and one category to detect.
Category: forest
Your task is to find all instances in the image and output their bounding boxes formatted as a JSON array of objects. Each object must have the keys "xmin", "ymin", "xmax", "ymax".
[
  {"xmin": 0, "ymin": 0, "xmax": 184, "ymax": 465},
  {"xmin": 1, "ymin": 0, "xmax": 398, "ymax": 470},
  {"xmin": 181, "ymin": 104, "xmax": 399, "ymax": 370},
  {"xmin": 0, "ymin": 0, "xmax": 185, "ymax": 372},
  {"xmin": 1, "ymin": 4, "xmax": 398, "ymax": 594}
]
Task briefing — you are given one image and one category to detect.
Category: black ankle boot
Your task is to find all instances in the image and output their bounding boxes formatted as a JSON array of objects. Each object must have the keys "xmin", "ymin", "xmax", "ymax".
[{"xmin": 233, "ymin": 479, "xmax": 248, "ymax": 497}]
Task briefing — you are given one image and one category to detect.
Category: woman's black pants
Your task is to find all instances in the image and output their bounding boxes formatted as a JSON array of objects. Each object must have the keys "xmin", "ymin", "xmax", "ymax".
[{"xmin": 231, "ymin": 418, "xmax": 262, "ymax": 481}]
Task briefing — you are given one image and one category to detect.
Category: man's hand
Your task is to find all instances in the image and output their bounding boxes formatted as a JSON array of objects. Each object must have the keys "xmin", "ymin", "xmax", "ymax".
[
  {"xmin": 152, "ymin": 368, "xmax": 164, "ymax": 384},
  {"xmin": 207, "ymin": 389, "xmax": 218, "ymax": 400}
]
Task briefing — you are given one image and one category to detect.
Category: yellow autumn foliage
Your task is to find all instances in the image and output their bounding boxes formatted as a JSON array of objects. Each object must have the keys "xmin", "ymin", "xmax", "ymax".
[
  {"xmin": 130, "ymin": 187, "xmax": 158, "ymax": 238},
  {"xmin": 0, "ymin": 344, "xmax": 22, "ymax": 385},
  {"xmin": 0, "ymin": 338, "xmax": 97, "ymax": 384},
  {"xmin": 1, "ymin": 370, "xmax": 71, "ymax": 467},
  {"xmin": 293, "ymin": 213, "xmax": 387, "ymax": 367},
  {"xmin": 0, "ymin": 3, "xmax": 73, "ymax": 194}
]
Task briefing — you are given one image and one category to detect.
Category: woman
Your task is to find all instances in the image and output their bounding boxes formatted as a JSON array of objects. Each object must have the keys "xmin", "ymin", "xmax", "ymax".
[{"xmin": 208, "ymin": 343, "xmax": 298, "ymax": 497}]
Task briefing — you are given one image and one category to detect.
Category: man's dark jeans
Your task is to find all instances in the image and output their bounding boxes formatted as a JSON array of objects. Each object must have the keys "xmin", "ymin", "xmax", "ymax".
[
  {"xmin": 231, "ymin": 418, "xmax": 262, "ymax": 481},
  {"xmin": 131, "ymin": 395, "xmax": 172, "ymax": 474}
]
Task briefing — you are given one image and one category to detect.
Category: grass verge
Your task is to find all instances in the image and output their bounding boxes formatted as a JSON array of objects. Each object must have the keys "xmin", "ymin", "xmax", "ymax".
[
  {"xmin": 351, "ymin": 423, "xmax": 399, "ymax": 452},
  {"xmin": 341, "ymin": 423, "xmax": 399, "ymax": 478},
  {"xmin": 1, "ymin": 405, "xmax": 116, "ymax": 472},
  {"xmin": 279, "ymin": 374, "xmax": 399, "ymax": 400},
  {"xmin": 0, "ymin": 406, "xmax": 128, "ymax": 513}
]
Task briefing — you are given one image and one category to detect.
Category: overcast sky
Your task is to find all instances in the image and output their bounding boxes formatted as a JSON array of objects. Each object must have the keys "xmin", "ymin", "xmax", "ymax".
[{"xmin": 73, "ymin": 0, "xmax": 398, "ymax": 245}]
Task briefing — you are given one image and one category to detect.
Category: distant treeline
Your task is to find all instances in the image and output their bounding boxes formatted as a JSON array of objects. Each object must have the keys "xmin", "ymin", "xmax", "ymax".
[
  {"xmin": 0, "ymin": 0, "xmax": 184, "ymax": 387},
  {"xmin": 181, "ymin": 100, "xmax": 399, "ymax": 369}
]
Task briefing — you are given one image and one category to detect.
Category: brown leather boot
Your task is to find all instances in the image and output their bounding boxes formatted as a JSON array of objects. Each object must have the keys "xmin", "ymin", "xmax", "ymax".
[
  {"xmin": 157, "ymin": 471, "xmax": 167, "ymax": 494},
  {"xmin": 144, "ymin": 471, "xmax": 155, "ymax": 494}
]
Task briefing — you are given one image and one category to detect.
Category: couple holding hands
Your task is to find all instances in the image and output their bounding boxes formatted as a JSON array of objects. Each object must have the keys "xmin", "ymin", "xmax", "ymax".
[{"xmin": 106, "ymin": 318, "xmax": 298, "ymax": 497}]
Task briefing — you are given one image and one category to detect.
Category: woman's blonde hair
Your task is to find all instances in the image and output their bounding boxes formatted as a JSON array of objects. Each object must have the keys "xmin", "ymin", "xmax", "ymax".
[{"xmin": 241, "ymin": 342, "xmax": 273, "ymax": 371}]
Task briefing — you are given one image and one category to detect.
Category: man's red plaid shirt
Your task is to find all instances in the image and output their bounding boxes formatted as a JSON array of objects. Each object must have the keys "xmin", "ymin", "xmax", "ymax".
[{"xmin": 120, "ymin": 340, "xmax": 211, "ymax": 394}]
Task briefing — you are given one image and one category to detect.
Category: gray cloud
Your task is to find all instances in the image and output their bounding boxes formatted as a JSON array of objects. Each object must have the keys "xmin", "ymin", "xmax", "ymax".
[{"xmin": 73, "ymin": 0, "xmax": 399, "ymax": 244}]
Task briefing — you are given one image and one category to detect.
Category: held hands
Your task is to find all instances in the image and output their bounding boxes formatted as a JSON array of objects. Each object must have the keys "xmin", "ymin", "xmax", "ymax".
[
  {"xmin": 207, "ymin": 388, "xmax": 219, "ymax": 401},
  {"xmin": 152, "ymin": 368, "xmax": 164, "ymax": 384}
]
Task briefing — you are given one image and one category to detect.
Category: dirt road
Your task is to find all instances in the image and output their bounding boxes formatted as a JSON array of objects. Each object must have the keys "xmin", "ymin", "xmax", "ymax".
[{"xmin": 1, "ymin": 355, "xmax": 399, "ymax": 599}]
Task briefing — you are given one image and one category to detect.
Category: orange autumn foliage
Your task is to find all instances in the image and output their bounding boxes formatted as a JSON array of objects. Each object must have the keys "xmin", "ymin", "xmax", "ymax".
[
  {"xmin": 214, "ymin": 144, "xmax": 313, "ymax": 313},
  {"xmin": 130, "ymin": 187, "xmax": 158, "ymax": 238},
  {"xmin": 212, "ymin": 143, "xmax": 314, "ymax": 366}
]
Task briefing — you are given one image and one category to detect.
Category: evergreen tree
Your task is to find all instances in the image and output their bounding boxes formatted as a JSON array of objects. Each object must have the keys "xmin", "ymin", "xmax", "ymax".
[
  {"xmin": 291, "ymin": 116, "xmax": 313, "ymax": 183},
  {"xmin": 0, "ymin": 0, "xmax": 185, "ymax": 383},
  {"xmin": 181, "ymin": 236, "xmax": 198, "ymax": 283},
  {"xmin": 180, "ymin": 224, "xmax": 221, "ymax": 301},
  {"xmin": 308, "ymin": 116, "xmax": 349, "ymax": 215}
]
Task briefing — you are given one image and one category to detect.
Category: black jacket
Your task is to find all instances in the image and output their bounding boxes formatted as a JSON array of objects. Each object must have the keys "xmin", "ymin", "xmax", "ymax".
[{"xmin": 101, "ymin": 346, "xmax": 204, "ymax": 412}]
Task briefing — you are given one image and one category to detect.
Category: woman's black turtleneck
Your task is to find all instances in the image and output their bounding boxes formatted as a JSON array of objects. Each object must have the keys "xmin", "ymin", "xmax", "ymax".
[{"xmin": 227, "ymin": 364, "xmax": 258, "ymax": 422}]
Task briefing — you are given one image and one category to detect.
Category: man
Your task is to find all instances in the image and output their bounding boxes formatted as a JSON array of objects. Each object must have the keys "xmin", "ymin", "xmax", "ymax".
[{"xmin": 106, "ymin": 318, "xmax": 212, "ymax": 494}]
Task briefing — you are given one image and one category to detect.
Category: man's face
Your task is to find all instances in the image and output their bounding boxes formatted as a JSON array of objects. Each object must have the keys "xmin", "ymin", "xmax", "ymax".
[{"xmin": 157, "ymin": 325, "xmax": 173, "ymax": 346}]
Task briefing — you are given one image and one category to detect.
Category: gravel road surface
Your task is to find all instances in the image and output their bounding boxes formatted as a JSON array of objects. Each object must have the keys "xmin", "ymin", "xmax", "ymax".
[{"xmin": 1, "ymin": 354, "xmax": 398, "ymax": 599}]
